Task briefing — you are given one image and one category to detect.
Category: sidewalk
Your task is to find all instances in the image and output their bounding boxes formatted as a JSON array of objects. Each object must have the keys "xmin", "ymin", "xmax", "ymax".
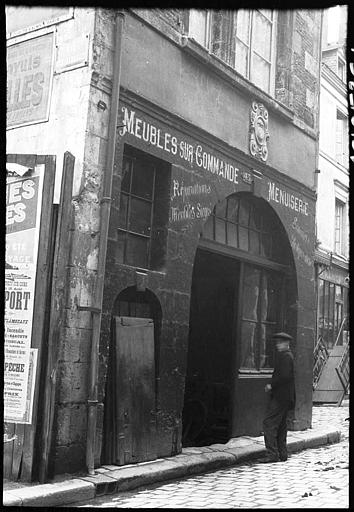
[{"xmin": 3, "ymin": 401, "xmax": 349, "ymax": 507}]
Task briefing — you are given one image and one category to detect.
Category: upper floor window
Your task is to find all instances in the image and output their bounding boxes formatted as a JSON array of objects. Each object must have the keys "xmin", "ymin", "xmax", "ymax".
[
  {"xmin": 334, "ymin": 199, "xmax": 346, "ymax": 256},
  {"xmin": 116, "ymin": 145, "xmax": 171, "ymax": 271},
  {"xmin": 188, "ymin": 9, "xmax": 276, "ymax": 94},
  {"xmin": 335, "ymin": 110, "xmax": 348, "ymax": 166},
  {"xmin": 337, "ymin": 56, "xmax": 346, "ymax": 81}
]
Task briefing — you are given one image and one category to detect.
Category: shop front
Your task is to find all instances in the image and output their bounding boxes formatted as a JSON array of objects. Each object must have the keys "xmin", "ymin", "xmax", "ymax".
[{"xmin": 97, "ymin": 91, "xmax": 317, "ymax": 466}]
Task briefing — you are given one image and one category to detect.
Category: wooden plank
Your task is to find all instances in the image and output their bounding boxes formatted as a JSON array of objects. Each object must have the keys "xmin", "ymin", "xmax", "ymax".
[
  {"xmin": 3, "ymin": 423, "xmax": 16, "ymax": 479},
  {"xmin": 38, "ymin": 152, "xmax": 75, "ymax": 483},
  {"xmin": 7, "ymin": 153, "xmax": 37, "ymax": 168},
  {"xmin": 12, "ymin": 424, "xmax": 25, "ymax": 478},
  {"xmin": 21, "ymin": 155, "xmax": 56, "ymax": 481}
]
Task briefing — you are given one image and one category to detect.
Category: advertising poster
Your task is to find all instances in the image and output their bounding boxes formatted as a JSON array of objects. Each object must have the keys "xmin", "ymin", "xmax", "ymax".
[
  {"xmin": 6, "ymin": 32, "xmax": 54, "ymax": 129},
  {"xmin": 4, "ymin": 165, "xmax": 44, "ymax": 423}
]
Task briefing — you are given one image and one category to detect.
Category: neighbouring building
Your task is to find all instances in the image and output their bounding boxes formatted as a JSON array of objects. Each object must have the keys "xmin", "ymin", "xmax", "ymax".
[
  {"xmin": 5, "ymin": 7, "xmax": 323, "ymax": 481},
  {"xmin": 313, "ymin": 5, "xmax": 349, "ymax": 404}
]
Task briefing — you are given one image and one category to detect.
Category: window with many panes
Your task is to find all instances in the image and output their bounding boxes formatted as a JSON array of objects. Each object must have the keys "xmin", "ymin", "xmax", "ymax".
[
  {"xmin": 318, "ymin": 279, "xmax": 349, "ymax": 348},
  {"xmin": 202, "ymin": 194, "xmax": 288, "ymax": 264},
  {"xmin": 116, "ymin": 146, "xmax": 170, "ymax": 271},
  {"xmin": 189, "ymin": 9, "xmax": 276, "ymax": 94},
  {"xmin": 202, "ymin": 194, "xmax": 292, "ymax": 371},
  {"xmin": 334, "ymin": 199, "xmax": 345, "ymax": 256},
  {"xmin": 335, "ymin": 110, "xmax": 348, "ymax": 166},
  {"xmin": 240, "ymin": 265, "xmax": 283, "ymax": 370}
]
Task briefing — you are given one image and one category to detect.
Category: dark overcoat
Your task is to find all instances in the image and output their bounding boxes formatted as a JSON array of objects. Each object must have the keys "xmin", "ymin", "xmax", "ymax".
[{"xmin": 271, "ymin": 349, "xmax": 296, "ymax": 408}]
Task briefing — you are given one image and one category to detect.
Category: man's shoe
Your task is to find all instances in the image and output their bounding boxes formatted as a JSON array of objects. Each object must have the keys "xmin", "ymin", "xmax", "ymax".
[
  {"xmin": 258, "ymin": 456, "xmax": 280, "ymax": 463},
  {"xmin": 279, "ymin": 456, "xmax": 288, "ymax": 461}
]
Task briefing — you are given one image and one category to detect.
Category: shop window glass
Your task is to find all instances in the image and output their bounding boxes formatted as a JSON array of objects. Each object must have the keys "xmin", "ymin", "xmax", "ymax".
[
  {"xmin": 227, "ymin": 223, "xmax": 238, "ymax": 247},
  {"xmin": 239, "ymin": 226, "xmax": 249, "ymax": 251},
  {"xmin": 240, "ymin": 321, "xmax": 258, "ymax": 369},
  {"xmin": 240, "ymin": 265, "xmax": 282, "ymax": 370},
  {"xmin": 226, "ymin": 195, "xmax": 239, "ymax": 220},
  {"xmin": 318, "ymin": 278, "xmax": 348, "ymax": 349},
  {"xmin": 115, "ymin": 146, "xmax": 170, "ymax": 271},
  {"xmin": 203, "ymin": 193, "xmax": 286, "ymax": 264},
  {"xmin": 249, "ymin": 230, "xmax": 260, "ymax": 254}
]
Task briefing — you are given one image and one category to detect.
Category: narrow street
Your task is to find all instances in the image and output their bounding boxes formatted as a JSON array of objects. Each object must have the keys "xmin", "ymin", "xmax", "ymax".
[{"xmin": 74, "ymin": 402, "xmax": 349, "ymax": 509}]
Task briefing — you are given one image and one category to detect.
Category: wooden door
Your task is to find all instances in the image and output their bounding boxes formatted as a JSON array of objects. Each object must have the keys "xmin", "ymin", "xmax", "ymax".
[{"xmin": 114, "ymin": 316, "xmax": 157, "ymax": 465}]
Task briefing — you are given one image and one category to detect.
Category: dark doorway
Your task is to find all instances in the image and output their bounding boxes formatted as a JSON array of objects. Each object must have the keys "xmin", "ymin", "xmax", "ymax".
[
  {"xmin": 182, "ymin": 249, "xmax": 240, "ymax": 446},
  {"xmin": 182, "ymin": 192, "xmax": 297, "ymax": 446}
]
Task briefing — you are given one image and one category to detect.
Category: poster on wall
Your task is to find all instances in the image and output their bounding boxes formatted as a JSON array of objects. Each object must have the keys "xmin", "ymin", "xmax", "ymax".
[
  {"xmin": 4, "ymin": 165, "xmax": 45, "ymax": 424},
  {"xmin": 6, "ymin": 32, "xmax": 54, "ymax": 129}
]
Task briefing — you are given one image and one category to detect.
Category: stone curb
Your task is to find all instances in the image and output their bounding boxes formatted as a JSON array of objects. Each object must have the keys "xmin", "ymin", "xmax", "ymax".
[
  {"xmin": 3, "ymin": 478, "xmax": 95, "ymax": 507},
  {"xmin": 2, "ymin": 429, "xmax": 342, "ymax": 507}
]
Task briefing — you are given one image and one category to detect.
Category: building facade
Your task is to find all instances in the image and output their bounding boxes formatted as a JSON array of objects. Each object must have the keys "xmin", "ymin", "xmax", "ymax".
[
  {"xmin": 312, "ymin": 5, "xmax": 349, "ymax": 402},
  {"xmin": 5, "ymin": 7, "xmax": 323, "ymax": 480}
]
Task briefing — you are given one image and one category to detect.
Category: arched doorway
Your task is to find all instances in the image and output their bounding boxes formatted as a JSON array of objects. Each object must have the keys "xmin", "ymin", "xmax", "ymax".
[
  {"xmin": 102, "ymin": 286, "xmax": 162, "ymax": 465},
  {"xmin": 182, "ymin": 192, "xmax": 297, "ymax": 447}
]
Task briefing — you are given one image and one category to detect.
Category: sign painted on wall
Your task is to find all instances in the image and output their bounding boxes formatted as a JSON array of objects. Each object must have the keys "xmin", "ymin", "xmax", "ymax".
[
  {"xmin": 119, "ymin": 105, "xmax": 244, "ymax": 186},
  {"xmin": 170, "ymin": 178, "xmax": 212, "ymax": 223},
  {"xmin": 6, "ymin": 6, "xmax": 72, "ymax": 36},
  {"xmin": 267, "ymin": 181, "xmax": 309, "ymax": 216},
  {"xmin": 4, "ymin": 165, "xmax": 44, "ymax": 423},
  {"xmin": 7, "ymin": 32, "xmax": 54, "ymax": 129}
]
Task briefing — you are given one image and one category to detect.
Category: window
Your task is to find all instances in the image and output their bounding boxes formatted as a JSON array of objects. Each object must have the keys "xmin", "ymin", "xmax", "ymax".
[
  {"xmin": 240, "ymin": 265, "xmax": 282, "ymax": 370},
  {"xmin": 202, "ymin": 194, "xmax": 292, "ymax": 372},
  {"xmin": 337, "ymin": 57, "xmax": 346, "ymax": 81},
  {"xmin": 335, "ymin": 111, "xmax": 348, "ymax": 166},
  {"xmin": 189, "ymin": 9, "xmax": 209, "ymax": 47},
  {"xmin": 203, "ymin": 194, "xmax": 288, "ymax": 264},
  {"xmin": 116, "ymin": 146, "xmax": 170, "ymax": 270},
  {"xmin": 334, "ymin": 199, "xmax": 345, "ymax": 256},
  {"xmin": 318, "ymin": 279, "xmax": 348, "ymax": 348},
  {"xmin": 188, "ymin": 9, "xmax": 276, "ymax": 94}
]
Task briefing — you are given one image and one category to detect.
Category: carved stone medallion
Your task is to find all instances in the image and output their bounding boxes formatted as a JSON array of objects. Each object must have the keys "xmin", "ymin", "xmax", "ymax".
[{"xmin": 249, "ymin": 101, "xmax": 269, "ymax": 162}]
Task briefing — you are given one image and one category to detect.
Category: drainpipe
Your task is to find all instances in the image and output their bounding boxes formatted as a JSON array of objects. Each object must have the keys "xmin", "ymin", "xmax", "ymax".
[
  {"xmin": 314, "ymin": 10, "xmax": 324, "ymax": 191},
  {"xmin": 86, "ymin": 9, "xmax": 125, "ymax": 475}
]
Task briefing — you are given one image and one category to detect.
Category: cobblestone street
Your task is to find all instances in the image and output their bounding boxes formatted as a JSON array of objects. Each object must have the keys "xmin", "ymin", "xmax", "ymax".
[{"xmin": 74, "ymin": 402, "xmax": 349, "ymax": 509}]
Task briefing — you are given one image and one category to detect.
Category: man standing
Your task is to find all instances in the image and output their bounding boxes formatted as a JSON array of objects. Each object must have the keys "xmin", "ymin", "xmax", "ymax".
[{"xmin": 261, "ymin": 332, "xmax": 296, "ymax": 463}]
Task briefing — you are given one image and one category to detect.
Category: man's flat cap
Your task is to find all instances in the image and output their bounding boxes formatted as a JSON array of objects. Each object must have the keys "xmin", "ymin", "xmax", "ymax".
[{"xmin": 273, "ymin": 332, "xmax": 292, "ymax": 341}]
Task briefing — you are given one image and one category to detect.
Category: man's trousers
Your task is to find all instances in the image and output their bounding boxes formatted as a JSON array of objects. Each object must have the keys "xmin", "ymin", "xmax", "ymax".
[{"xmin": 263, "ymin": 397, "xmax": 292, "ymax": 460}]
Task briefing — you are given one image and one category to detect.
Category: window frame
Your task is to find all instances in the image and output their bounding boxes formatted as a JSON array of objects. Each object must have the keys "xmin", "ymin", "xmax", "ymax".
[
  {"xmin": 337, "ymin": 56, "xmax": 346, "ymax": 82},
  {"xmin": 116, "ymin": 146, "xmax": 170, "ymax": 271},
  {"xmin": 238, "ymin": 263, "xmax": 285, "ymax": 371},
  {"xmin": 334, "ymin": 198, "xmax": 345, "ymax": 256},
  {"xmin": 318, "ymin": 278, "xmax": 348, "ymax": 348},
  {"xmin": 188, "ymin": 9, "xmax": 277, "ymax": 95},
  {"xmin": 335, "ymin": 110, "xmax": 348, "ymax": 166}
]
